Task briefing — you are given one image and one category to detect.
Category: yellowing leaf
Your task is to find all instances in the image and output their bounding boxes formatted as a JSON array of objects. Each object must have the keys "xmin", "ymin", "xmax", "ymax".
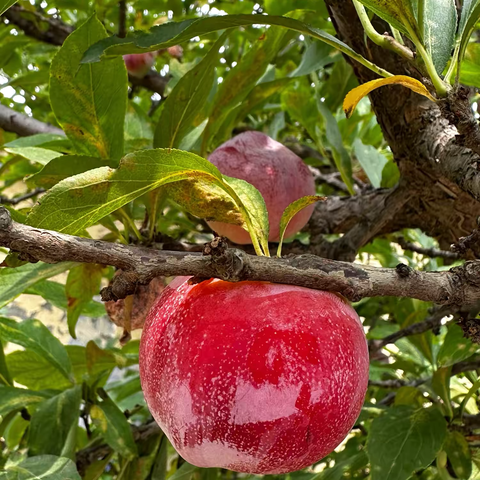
[
  {"xmin": 343, "ymin": 76, "xmax": 436, "ymax": 119},
  {"xmin": 277, "ymin": 196, "xmax": 326, "ymax": 257}
]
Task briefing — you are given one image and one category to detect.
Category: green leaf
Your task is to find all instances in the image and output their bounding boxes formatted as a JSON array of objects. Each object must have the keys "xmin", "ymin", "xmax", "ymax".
[
  {"xmin": 437, "ymin": 324, "xmax": 478, "ymax": 367},
  {"xmin": 26, "ymin": 149, "xmax": 269, "ymax": 255},
  {"xmin": 431, "ymin": 366, "xmax": 453, "ymax": 418},
  {"xmin": 0, "ymin": 1, "xmax": 18, "ymax": 16},
  {"xmin": 0, "ymin": 317, "xmax": 74, "ymax": 384},
  {"xmin": 168, "ymin": 462, "xmax": 198, "ymax": 480},
  {"xmin": 317, "ymin": 98, "xmax": 355, "ymax": 195},
  {"xmin": 28, "ymin": 386, "xmax": 82, "ymax": 456},
  {"xmin": 4, "ymin": 147, "xmax": 63, "ymax": 166},
  {"xmin": 25, "ymin": 280, "xmax": 106, "ymax": 318},
  {"xmin": 27, "ymin": 155, "xmax": 116, "ymax": 189},
  {"xmin": 290, "ymin": 38, "xmax": 338, "ymax": 78},
  {"xmin": 277, "ymin": 196, "xmax": 326, "ymax": 257},
  {"xmin": 367, "ymin": 406, "xmax": 447, "ymax": 480},
  {"xmin": 0, "ymin": 261, "xmax": 76, "ymax": 308},
  {"xmin": 281, "ymin": 81, "xmax": 355, "ymax": 192},
  {"xmin": 5, "ymin": 69, "xmax": 50, "ymax": 88},
  {"xmin": 6, "ymin": 350, "xmax": 72, "ymax": 391},
  {"xmin": 66, "ymin": 264, "xmax": 106, "ymax": 338},
  {"xmin": 312, "ymin": 452, "xmax": 368, "ymax": 480},
  {"xmin": 201, "ymin": 25, "xmax": 289, "ymax": 152},
  {"xmin": 444, "ymin": 431, "xmax": 472, "ymax": 480},
  {"xmin": 0, "ymin": 386, "xmax": 50, "ymax": 417},
  {"xmin": 91, "ymin": 395, "xmax": 138, "ymax": 460},
  {"xmin": 50, "ymin": 15, "xmax": 127, "ymax": 161},
  {"xmin": 6, "ymin": 345, "xmax": 121, "ymax": 391},
  {"xmin": 355, "ymin": 0, "xmax": 420, "ymax": 37},
  {"xmin": 81, "ymin": 14, "xmax": 393, "ymax": 79},
  {"xmin": 458, "ymin": 1, "xmax": 480, "ymax": 64},
  {"xmin": 1, "ymin": 455, "xmax": 81, "ymax": 480},
  {"xmin": 4, "ymin": 133, "xmax": 71, "ymax": 153},
  {"xmin": 353, "ymin": 139, "xmax": 389, "ymax": 189},
  {"xmin": 154, "ymin": 33, "xmax": 227, "ymax": 149},
  {"xmin": 151, "ymin": 436, "xmax": 168, "ymax": 480},
  {"xmin": 0, "ymin": 339, "xmax": 12, "ymax": 386},
  {"xmin": 423, "ymin": 0, "xmax": 457, "ymax": 74}
]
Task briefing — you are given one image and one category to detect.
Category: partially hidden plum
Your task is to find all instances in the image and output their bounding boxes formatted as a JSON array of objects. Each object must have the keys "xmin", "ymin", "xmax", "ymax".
[
  {"xmin": 207, "ymin": 131, "xmax": 316, "ymax": 244},
  {"xmin": 139, "ymin": 277, "xmax": 369, "ymax": 474},
  {"xmin": 123, "ymin": 52, "xmax": 156, "ymax": 78}
]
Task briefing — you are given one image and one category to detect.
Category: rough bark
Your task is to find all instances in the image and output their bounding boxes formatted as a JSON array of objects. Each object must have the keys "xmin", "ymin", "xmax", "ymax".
[{"xmin": 1, "ymin": 207, "xmax": 480, "ymax": 306}]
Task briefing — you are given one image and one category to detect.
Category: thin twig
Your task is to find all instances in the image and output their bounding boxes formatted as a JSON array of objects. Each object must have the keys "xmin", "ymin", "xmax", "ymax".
[
  {"xmin": 118, "ymin": 1, "xmax": 127, "ymax": 38},
  {"xmin": 0, "ymin": 188, "xmax": 45, "ymax": 206},
  {"xmin": 396, "ymin": 236, "xmax": 460, "ymax": 260}
]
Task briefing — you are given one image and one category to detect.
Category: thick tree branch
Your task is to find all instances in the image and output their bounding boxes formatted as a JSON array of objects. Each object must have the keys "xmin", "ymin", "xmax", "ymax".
[
  {"xmin": 0, "ymin": 104, "xmax": 64, "ymax": 137},
  {"xmin": 1, "ymin": 207, "xmax": 480, "ymax": 308}
]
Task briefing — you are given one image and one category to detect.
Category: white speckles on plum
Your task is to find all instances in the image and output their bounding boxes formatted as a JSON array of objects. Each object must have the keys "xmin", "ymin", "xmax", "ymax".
[{"xmin": 139, "ymin": 279, "xmax": 369, "ymax": 475}]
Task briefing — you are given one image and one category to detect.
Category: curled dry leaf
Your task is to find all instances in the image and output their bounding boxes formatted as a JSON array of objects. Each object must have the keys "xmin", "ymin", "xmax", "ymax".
[{"xmin": 105, "ymin": 272, "xmax": 166, "ymax": 330}]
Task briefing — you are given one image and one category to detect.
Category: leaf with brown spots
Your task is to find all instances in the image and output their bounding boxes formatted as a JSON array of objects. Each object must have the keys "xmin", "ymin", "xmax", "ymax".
[
  {"xmin": 66, "ymin": 263, "xmax": 108, "ymax": 338},
  {"xmin": 50, "ymin": 15, "xmax": 127, "ymax": 161},
  {"xmin": 26, "ymin": 149, "xmax": 270, "ymax": 256}
]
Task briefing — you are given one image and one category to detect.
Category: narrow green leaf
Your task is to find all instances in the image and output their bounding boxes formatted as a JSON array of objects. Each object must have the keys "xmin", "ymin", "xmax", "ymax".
[
  {"xmin": 81, "ymin": 14, "xmax": 393, "ymax": 79},
  {"xmin": 151, "ymin": 436, "xmax": 168, "ymax": 480},
  {"xmin": 0, "ymin": 0, "xmax": 18, "ymax": 16},
  {"xmin": 277, "ymin": 196, "xmax": 326, "ymax": 257},
  {"xmin": 0, "ymin": 317, "xmax": 74, "ymax": 383},
  {"xmin": 356, "ymin": 0, "xmax": 420, "ymax": 37},
  {"xmin": 460, "ymin": 376, "xmax": 480, "ymax": 418},
  {"xmin": 28, "ymin": 386, "xmax": 82, "ymax": 457},
  {"xmin": 154, "ymin": 33, "xmax": 227, "ymax": 149},
  {"xmin": 312, "ymin": 451, "xmax": 368, "ymax": 480},
  {"xmin": 458, "ymin": 2, "xmax": 480, "ymax": 65},
  {"xmin": 27, "ymin": 155, "xmax": 116, "ymax": 189},
  {"xmin": 0, "ymin": 339, "xmax": 12, "ymax": 386},
  {"xmin": 444, "ymin": 431, "xmax": 472, "ymax": 480},
  {"xmin": 5, "ymin": 69, "xmax": 50, "ymax": 88},
  {"xmin": 367, "ymin": 406, "xmax": 447, "ymax": 480},
  {"xmin": 431, "ymin": 366, "xmax": 453, "ymax": 418},
  {"xmin": 437, "ymin": 323, "xmax": 478, "ymax": 367},
  {"xmin": 1, "ymin": 455, "xmax": 81, "ymax": 480},
  {"xmin": 4, "ymin": 133, "xmax": 71, "ymax": 152},
  {"xmin": 290, "ymin": 38, "xmax": 338, "ymax": 78},
  {"xmin": 50, "ymin": 15, "xmax": 127, "ymax": 161},
  {"xmin": 4, "ymin": 147, "xmax": 63, "ymax": 166},
  {"xmin": 423, "ymin": 0, "xmax": 457, "ymax": 74},
  {"xmin": 26, "ymin": 149, "xmax": 269, "ymax": 255},
  {"xmin": 353, "ymin": 139, "xmax": 389, "ymax": 189},
  {"xmin": 202, "ymin": 25, "xmax": 289, "ymax": 152},
  {"xmin": 0, "ymin": 386, "xmax": 50, "ymax": 417},
  {"xmin": 66, "ymin": 264, "xmax": 106, "ymax": 338},
  {"xmin": 317, "ymin": 99, "xmax": 355, "ymax": 195},
  {"xmin": 91, "ymin": 396, "xmax": 138, "ymax": 460},
  {"xmin": 168, "ymin": 462, "xmax": 198, "ymax": 480}
]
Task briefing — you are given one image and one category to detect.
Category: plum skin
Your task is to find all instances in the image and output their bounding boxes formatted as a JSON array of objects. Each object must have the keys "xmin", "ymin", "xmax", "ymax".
[
  {"xmin": 123, "ymin": 52, "xmax": 156, "ymax": 78},
  {"xmin": 139, "ymin": 278, "xmax": 369, "ymax": 474},
  {"xmin": 207, "ymin": 131, "xmax": 316, "ymax": 244}
]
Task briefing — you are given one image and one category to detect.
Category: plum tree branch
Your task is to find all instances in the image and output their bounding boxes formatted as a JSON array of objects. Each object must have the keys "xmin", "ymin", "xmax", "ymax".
[
  {"xmin": 0, "ymin": 104, "xmax": 64, "ymax": 137},
  {"xmin": 1, "ymin": 207, "xmax": 480, "ymax": 309}
]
